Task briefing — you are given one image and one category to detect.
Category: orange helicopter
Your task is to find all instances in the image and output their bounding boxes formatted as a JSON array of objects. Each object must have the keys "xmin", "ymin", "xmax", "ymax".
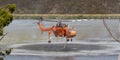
[{"xmin": 37, "ymin": 17, "xmax": 77, "ymax": 43}]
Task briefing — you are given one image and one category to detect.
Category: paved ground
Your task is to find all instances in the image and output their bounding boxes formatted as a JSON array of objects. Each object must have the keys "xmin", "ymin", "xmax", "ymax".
[{"xmin": 1, "ymin": 19, "xmax": 120, "ymax": 60}]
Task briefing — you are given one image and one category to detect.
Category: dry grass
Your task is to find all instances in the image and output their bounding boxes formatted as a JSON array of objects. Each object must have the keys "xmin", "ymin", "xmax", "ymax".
[
  {"xmin": 13, "ymin": 14, "xmax": 120, "ymax": 16},
  {"xmin": 13, "ymin": 14, "xmax": 120, "ymax": 19}
]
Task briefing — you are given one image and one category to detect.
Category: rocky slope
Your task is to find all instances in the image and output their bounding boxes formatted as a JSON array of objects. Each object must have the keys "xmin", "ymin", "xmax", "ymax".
[{"xmin": 0, "ymin": 0, "xmax": 120, "ymax": 14}]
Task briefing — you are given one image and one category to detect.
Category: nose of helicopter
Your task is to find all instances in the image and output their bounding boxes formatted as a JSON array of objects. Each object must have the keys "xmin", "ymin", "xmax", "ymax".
[{"xmin": 71, "ymin": 30, "xmax": 76, "ymax": 36}]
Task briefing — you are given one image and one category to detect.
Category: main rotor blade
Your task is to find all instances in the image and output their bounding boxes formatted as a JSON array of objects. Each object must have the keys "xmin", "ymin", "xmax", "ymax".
[
  {"xmin": 43, "ymin": 19, "xmax": 58, "ymax": 22},
  {"xmin": 43, "ymin": 20, "xmax": 82, "ymax": 22},
  {"xmin": 61, "ymin": 19, "xmax": 89, "ymax": 22},
  {"xmin": 38, "ymin": 19, "xmax": 89, "ymax": 22}
]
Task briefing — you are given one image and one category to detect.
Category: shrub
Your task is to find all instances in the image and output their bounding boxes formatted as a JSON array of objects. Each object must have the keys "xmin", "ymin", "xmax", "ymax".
[{"xmin": 0, "ymin": 4, "xmax": 16, "ymax": 35}]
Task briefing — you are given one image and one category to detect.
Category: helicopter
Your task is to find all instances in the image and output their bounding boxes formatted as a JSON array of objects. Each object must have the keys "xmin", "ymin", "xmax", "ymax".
[{"xmin": 37, "ymin": 17, "xmax": 77, "ymax": 43}]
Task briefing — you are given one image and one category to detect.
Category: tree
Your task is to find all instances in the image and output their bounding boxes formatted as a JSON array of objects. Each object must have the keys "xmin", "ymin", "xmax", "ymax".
[
  {"xmin": 0, "ymin": 4, "xmax": 16, "ymax": 60},
  {"xmin": 0, "ymin": 4, "xmax": 16, "ymax": 36},
  {"xmin": 6, "ymin": 4, "xmax": 16, "ymax": 13}
]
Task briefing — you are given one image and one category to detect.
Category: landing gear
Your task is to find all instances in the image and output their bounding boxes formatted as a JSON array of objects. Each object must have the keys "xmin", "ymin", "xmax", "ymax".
[
  {"xmin": 67, "ymin": 39, "xmax": 69, "ymax": 42},
  {"xmin": 48, "ymin": 31, "xmax": 52, "ymax": 43},
  {"xmin": 64, "ymin": 40, "xmax": 67, "ymax": 48},
  {"xmin": 71, "ymin": 39, "xmax": 72, "ymax": 42},
  {"xmin": 48, "ymin": 40, "xmax": 51, "ymax": 43},
  {"xmin": 64, "ymin": 38, "xmax": 73, "ymax": 48},
  {"xmin": 66, "ymin": 38, "xmax": 73, "ymax": 42}
]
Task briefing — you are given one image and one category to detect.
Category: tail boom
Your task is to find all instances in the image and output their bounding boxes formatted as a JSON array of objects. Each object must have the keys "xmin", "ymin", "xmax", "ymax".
[{"xmin": 38, "ymin": 22, "xmax": 52, "ymax": 32}]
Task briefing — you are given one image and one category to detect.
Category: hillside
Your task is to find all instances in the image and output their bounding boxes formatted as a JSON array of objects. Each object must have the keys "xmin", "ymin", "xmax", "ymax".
[{"xmin": 0, "ymin": 0, "xmax": 120, "ymax": 14}]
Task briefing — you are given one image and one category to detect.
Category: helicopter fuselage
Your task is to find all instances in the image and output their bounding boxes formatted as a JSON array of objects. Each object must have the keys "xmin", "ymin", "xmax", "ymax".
[{"xmin": 52, "ymin": 26, "xmax": 76, "ymax": 38}]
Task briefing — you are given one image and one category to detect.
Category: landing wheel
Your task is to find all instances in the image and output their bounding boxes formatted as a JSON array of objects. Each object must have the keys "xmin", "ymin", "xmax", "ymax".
[
  {"xmin": 67, "ymin": 39, "xmax": 69, "ymax": 42},
  {"xmin": 48, "ymin": 40, "xmax": 51, "ymax": 43},
  {"xmin": 71, "ymin": 39, "xmax": 72, "ymax": 42}
]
